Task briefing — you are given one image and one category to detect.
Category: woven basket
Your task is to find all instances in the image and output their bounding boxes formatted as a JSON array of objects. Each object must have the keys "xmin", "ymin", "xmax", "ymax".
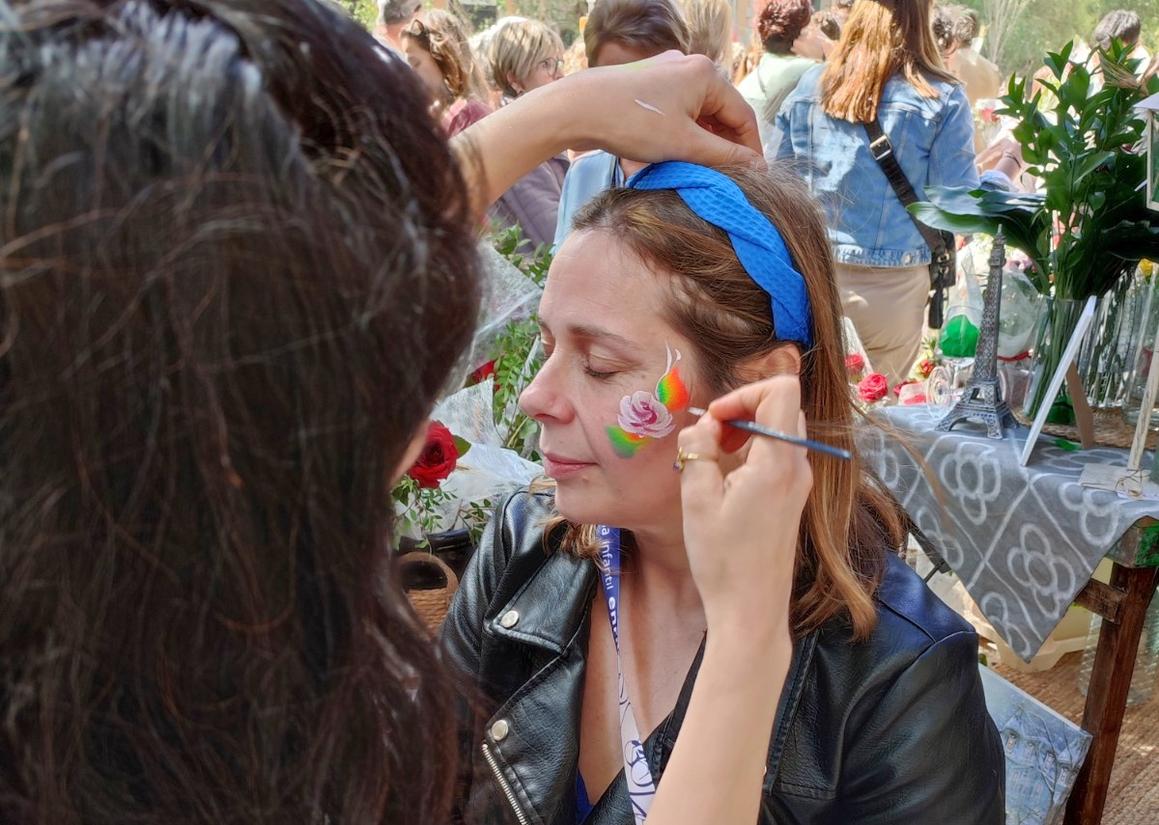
[
  {"xmin": 1012, "ymin": 407, "xmax": 1159, "ymax": 451},
  {"xmin": 399, "ymin": 552, "xmax": 459, "ymax": 633}
]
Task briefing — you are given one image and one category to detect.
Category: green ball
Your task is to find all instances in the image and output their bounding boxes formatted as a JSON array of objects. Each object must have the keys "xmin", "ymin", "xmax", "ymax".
[{"xmin": 940, "ymin": 314, "xmax": 980, "ymax": 358}]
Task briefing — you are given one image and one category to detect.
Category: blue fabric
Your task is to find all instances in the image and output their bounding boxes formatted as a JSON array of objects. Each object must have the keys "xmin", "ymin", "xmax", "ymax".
[
  {"xmin": 775, "ymin": 68, "xmax": 980, "ymax": 267},
  {"xmin": 627, "ymin": 161, "xmax": 813, "ymax": 348},
  {"xmin": 576, "ymin": 772, "xmax": 593, "ymax": 823},
  {"xmin": 552, "ymin": 150, "xmax": 623, "ymax": 251}
]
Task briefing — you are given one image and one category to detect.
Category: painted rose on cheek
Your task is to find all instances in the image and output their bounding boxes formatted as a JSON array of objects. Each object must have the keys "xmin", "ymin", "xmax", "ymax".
[
  {"xmin": 618, "ymin": 391, "xmax": 675, "ymax": 438},
  {"xmin": 606, "ymin": 346, "xmax": 690, "ymax": 459}
]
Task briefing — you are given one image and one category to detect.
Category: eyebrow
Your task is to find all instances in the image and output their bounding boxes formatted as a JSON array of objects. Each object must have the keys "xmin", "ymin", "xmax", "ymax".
[{"xmin": 539, "ymin": 320, "xmax": 635, "ymax": 349}]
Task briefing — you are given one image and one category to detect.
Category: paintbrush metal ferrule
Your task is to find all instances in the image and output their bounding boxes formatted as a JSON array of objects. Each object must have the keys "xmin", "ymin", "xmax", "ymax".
[{"xmin": 686, "ymin": 406, "xmax": 852, "ymax": 461}]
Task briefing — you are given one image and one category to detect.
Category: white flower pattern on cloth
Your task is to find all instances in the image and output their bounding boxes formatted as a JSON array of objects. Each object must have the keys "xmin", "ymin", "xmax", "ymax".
[
  {"xmin": 1007, "ymin": 523, "xmax": 1078, "ymax": 618},
  {"xmin": 939, "ymin": 441, "xmax": 1003, "ymax": 526},
  {"xmin": 617, "ymin": 391, "xmax": 675, "ymax": 439},
  {"xmin": 854, "ymin": 406, "xmax": 1159, "ymax": 663}
]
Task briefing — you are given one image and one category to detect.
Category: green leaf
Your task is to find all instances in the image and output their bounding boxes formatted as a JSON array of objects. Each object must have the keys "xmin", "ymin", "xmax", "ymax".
[
  {"xmin": 1043, "ymin": 41, "xmax": 1076, "ymax": 79},
  {"xmin": 1012, "ymin": 120, "xmax": 1038, "ymax": 149},
  {"xmin": 1072, "ymin": 150, "xmax": 1116, "ymax": 185},
  {"xmin": 908, "ymin": 202, "xmax": 1000, "ymax": 236},
  {"xmin": 973, "ymin": 188, "xmax": 1047, "ymax": 212},
  {"xmin": 1061, "ymin": 64, "xmax": 1091, "ymax": 110},
  {"xmin": 452, "ymin": 435, "xmax": 472, "ymax": 458}
]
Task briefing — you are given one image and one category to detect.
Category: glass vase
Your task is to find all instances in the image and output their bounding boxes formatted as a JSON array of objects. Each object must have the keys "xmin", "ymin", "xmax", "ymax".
[
  {"xmin": 1077, "ymin": 273, "xmax": 1147, "ymax": 409},
  {"xmin": 1023, "ymin": 297, "xmax": 1087, "ymax": 422},
  {"xmin": 1124, "ymin": 274, "xmax": 1159, "ymax": 427},
  {"xmin": 1078, "ymin": 593, "xmax": 1159, "ymax": 706}
]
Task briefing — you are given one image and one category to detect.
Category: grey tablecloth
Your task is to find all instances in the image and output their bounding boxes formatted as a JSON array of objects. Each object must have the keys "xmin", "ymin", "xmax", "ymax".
[{"xmin": 857, "ymin": 405, "xmax": 1159, "ymax": 661}]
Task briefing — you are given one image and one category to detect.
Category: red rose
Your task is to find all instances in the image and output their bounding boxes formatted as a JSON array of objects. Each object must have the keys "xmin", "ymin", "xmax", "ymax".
[
  {"xmin": 857, "ymin": 373, "xmax": 889, "ymax": 403},
  {"xmin": 917, "ymin": 358, "xmax": 936, "ymax": 379},
  {"xmin": 408, "ymin": 421, "xmax": 459, "ymax": 489},
  {"xmin": 845, "ymin": 353, "xmax": 865, "ymax": 378},
  {"xmin": 470, "ymin": 360, "xmax": 496, "ymax": 385}
]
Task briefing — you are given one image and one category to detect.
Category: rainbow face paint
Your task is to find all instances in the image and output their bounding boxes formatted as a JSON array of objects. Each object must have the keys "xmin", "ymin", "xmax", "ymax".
[{"xmin": 606, "ymin": 346, "xmax": 691, "ymax": 458}]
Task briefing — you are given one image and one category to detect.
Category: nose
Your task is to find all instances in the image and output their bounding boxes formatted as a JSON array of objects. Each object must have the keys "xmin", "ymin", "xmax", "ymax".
[{"xmin": 519, "ymin": 354, "xmax": 573, "ymax": 425}]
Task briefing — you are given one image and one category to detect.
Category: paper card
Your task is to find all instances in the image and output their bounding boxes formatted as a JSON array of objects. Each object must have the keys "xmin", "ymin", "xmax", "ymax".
[
  {"xmin": 1019, "ymin": 297, "xmax": 1097, "ymax": 467},
  {"xmin": 1079, "ymin": 463, "xmax": 1159, "ymax": 501}
]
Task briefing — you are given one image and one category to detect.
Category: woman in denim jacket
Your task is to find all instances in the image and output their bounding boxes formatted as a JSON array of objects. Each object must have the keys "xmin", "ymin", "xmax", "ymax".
[{"xmin": 775, "ymin": 0, "xmax": 977, "ymax": 385}]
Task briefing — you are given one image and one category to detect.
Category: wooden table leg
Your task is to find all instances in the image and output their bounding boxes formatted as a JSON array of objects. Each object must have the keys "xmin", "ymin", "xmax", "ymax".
[{"xmin": 1064, "ymin": 563, "xmax": 1158, "ymax": 825}]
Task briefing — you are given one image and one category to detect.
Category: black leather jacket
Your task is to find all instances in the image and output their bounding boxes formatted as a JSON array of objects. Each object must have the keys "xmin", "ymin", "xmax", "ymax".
[{"xmin": 441, "ymin": 492, "xmax": 1004, "ymax": 825}]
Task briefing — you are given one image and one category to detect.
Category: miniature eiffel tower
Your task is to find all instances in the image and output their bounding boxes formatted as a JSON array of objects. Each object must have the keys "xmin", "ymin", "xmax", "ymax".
[{"xmin": 936, "ymin": 230, "xmax": 1017, "ymax": 440}]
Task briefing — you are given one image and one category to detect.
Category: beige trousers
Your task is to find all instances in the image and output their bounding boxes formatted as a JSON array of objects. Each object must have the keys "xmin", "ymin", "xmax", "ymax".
[{"xmin": 834, "ymin": 262, "xmax": 930, "ymax": 388}]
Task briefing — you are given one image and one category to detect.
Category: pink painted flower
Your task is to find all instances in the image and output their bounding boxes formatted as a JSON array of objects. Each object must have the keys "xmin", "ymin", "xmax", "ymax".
[{"xmin": 618, "ymin": 391, "xmax": 675, "ymax": 438}]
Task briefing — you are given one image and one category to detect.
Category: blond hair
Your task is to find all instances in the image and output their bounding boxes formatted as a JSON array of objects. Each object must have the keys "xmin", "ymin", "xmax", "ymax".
[
  {"xmin": 682, "ymin": 0, "xmax": 732, "ymax": 65},
  {"xmin": 554, "ymin": 164, "xmax": 905, "ymax": 641},
  {"xmin": 488, "ymin": 18, "xmax": 565, "ymax": 98},
  {"xmin": 821, "ymin": 0, "xmax": 956, "ymax": 123},
  {"xmin": 584, "ymin": 0, "xmax": 690, "ymax": 66}
]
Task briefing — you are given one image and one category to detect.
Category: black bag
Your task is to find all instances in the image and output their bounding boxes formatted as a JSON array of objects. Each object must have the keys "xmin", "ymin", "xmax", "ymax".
[{"xmin": 864, "ymin": 120, "xmax": 956, "ymax": 329}]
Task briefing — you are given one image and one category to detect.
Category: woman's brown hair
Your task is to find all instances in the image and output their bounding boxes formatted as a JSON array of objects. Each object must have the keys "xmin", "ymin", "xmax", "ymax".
[
  {"xmin": 820, "ymin": 0, "xmax": 956, "ymax": 123},
  {"xmin": 404, "ymin": 9, "xmax": 489, "ymax": 102},
  {"xmin": 584, "ymin": 0, "xmax": 691, "ymax": 66},
  {"xmin": 0, "ymin": 1, "xmax": 478, "ymax": 823},
  {"xmin": 757, "ymin": 0, "xmax": 812, "ymax": 55},
  {"xmin": 562, "ymin": 165, "xmax": 905, "ymax": 640}
]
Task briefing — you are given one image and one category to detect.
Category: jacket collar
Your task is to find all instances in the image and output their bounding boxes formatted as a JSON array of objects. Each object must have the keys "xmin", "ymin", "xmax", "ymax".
[
  {"xmin": 488, "ymin": 547, "xmax": 598, "ymax": 654},
  {"xmin": 485, "ymin": 544, "xmax": 822, "ymax": 802}
]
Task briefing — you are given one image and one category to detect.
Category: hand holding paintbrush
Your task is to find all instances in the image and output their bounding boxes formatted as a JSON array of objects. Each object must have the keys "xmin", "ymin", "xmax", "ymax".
[{"xmin": 685, "ymin": 406, "xmax": 851, "ymax": 461}]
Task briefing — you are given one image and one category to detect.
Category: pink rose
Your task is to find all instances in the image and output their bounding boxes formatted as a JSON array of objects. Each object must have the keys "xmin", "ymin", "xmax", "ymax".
[
  {"xmin": 618, "ymin": 391, "xmax": 675, "ymax": 438},
  {"xmin": 857, "ymin": 373, "xmax": 889, "ymax": 403}
]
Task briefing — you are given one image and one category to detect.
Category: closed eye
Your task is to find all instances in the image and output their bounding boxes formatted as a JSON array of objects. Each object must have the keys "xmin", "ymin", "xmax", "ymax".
[{"xmin": 584, "ymin": 365, "xmax": 618, "ymax": 380}]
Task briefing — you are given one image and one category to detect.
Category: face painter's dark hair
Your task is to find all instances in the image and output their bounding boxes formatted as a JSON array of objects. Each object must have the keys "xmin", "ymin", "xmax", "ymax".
[{"xmin": 0, "ymin": 1, "xmax": 479, "ymax": 823}]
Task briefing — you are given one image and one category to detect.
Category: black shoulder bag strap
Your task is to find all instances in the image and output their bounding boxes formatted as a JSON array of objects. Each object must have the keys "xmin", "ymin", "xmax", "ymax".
[{"xmin": 863, "ymin": 119, "xmax": 955, "ymax": 329}]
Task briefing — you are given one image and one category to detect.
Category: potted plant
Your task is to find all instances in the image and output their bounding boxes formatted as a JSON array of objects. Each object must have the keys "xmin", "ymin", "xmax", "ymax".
[{"xmin": 912, "ymin": 40, "xmax": 1159, "ymax": 419}]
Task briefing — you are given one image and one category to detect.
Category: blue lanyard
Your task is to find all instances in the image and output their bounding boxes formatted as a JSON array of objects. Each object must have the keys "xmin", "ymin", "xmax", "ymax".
[{"xmin": 596, "ymin": 525, "xmax": 657, "ymax": 824}]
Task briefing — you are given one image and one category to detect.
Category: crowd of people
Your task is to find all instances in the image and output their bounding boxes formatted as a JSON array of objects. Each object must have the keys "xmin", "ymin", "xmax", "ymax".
[
  {"xmin": 373, "ymin": 0, "xmax": 1146, "ymax": 385},
  {"xmin": 0, "ymin": 0, "xmax": 1152, "ymax": 823}
]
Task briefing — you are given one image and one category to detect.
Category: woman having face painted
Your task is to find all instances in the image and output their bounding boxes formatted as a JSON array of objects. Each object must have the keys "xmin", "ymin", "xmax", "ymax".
[
  {"xmin": 442, "ymin": 163, "xmax": 1006, "ymax": 824},
  {"xmin": 0, "ymin": 1, "xmax": 788, "ymax": 823}
]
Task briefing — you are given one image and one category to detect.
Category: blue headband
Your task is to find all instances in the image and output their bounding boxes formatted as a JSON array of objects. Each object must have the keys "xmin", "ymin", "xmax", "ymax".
[{"xmin": 626, "ymin": 162, "xmax": 813, "ymax": 349}]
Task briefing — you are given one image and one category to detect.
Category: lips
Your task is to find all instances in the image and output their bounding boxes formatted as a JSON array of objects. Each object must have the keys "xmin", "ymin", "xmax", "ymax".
[{"xmin": 541, "ymin": 451, "xmax": 595, "ymax": 479}]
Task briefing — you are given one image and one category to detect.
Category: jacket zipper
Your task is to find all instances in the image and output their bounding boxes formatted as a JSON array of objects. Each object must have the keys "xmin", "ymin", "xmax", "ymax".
[{"xmin": 481, "ymin": 741, "xmax": 531, "ymax": 825}]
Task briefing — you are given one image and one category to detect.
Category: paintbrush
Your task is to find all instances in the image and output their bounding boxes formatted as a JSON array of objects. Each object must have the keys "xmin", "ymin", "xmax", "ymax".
[{"xmin": 686, "ymin": 406, "xmax": 852, "ymax": 461}]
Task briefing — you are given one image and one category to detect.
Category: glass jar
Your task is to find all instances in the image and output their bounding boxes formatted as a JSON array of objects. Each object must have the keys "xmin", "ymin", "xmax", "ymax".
[
  {"xmin": 1023, "ymin": 296, "xmax": 1088, "ymax": 421},
  {"xmin": 1078, "ymin": 592, "xmax": 1159, "ymax": 705},
  {"xmin": 1078, "ymin": 273, "xmax": 1147, "ymax": 409},
  {"xmin": 1123, "ymin": 273, "xmax": 1159, "ymax": 427}
]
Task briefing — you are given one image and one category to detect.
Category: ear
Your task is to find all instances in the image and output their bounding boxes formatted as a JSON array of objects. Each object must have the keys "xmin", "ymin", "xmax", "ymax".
[
  {"xmin": 738, "ymin": 344, "xmax": 801, "ymax": 383},
  {"xmin": 507, "ymin": 73, "xmax": 523, "ymax": 95}
]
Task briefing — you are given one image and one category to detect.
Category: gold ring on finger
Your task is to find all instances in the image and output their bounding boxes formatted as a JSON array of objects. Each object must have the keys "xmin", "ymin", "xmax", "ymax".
[{"xmin": 673, "ymin": 449, "xmax": 707, "ymax": 473}]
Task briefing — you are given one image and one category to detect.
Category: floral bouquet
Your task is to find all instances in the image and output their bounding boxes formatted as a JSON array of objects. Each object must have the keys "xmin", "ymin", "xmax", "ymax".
[
  {"xmin": 393, "ymin": 226, "xmax": 549, "ymax": 558},
  {"xmin": 393, "ymin": 420, "xmax": 483, "ymax": 544},
  {"xmin": 393, "ymin": 380, "xmax": 543, "ymax": 545}
]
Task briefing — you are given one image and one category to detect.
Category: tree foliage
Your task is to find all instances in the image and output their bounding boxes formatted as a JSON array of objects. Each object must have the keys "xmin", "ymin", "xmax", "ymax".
[
  {"xmin": 338, "ymin": 0, "xmax": 379, "ymax": 29},
  {"xmin": 962, "ymin": 0, "xmax": 1159, "ymax": 79}
]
